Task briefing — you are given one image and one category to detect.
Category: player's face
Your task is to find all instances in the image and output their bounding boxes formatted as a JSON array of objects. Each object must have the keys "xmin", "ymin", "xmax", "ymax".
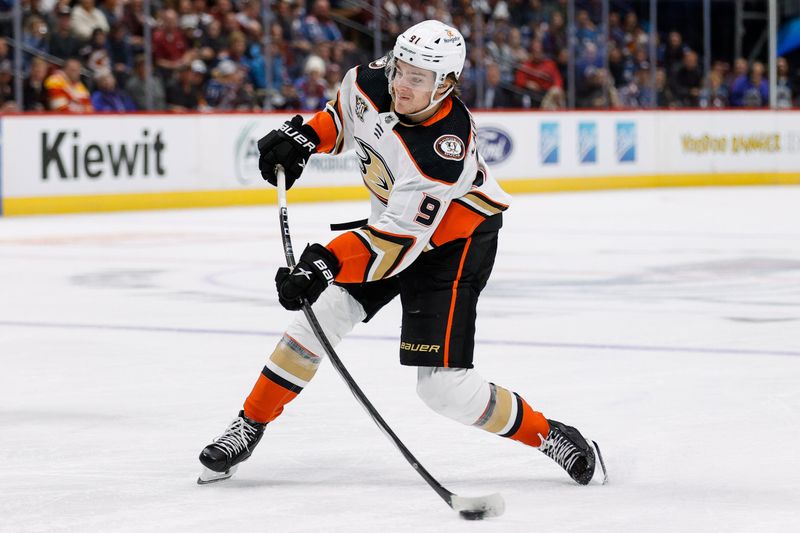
[{"xmin": 392, "ymin": 60, "xmax": 437, "ymax": 115}]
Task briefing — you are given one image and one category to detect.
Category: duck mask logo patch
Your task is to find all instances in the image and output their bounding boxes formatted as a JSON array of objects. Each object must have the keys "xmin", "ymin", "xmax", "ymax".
[{"xmin": 434, "ymin": 135, "xmax": 465, "ymax": 161}]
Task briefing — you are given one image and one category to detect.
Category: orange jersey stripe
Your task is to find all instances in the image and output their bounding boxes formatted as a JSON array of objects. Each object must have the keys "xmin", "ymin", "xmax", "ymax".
[
  {"xmin": 307, "ymin": 110, "xmax": 338, "ymax": 154},
  {"xmin": 430, "ymin": 201, "xmax": 487, "ymax": 247},
  {"xmin": 443, "ymin": 237, "xmax": 472, "ymax": 367},
  {"xmin": 420, "ymin": 96, "xmax": 453, "ymax": 127},
  {"xmin": 326, "ymin": 231, "xmax": 372, "ymax": 283}
]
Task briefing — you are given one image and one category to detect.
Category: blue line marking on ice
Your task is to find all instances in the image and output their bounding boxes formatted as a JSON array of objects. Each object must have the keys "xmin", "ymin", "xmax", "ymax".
[{"xmin": 1, "ymin": 320, "xmax": 798, "ymax": 358}]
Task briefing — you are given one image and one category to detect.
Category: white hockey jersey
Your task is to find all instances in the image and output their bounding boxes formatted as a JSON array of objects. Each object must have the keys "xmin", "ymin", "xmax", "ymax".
[{"xmin": 307, "ymin": 59, "xmax": 512, "ymax": 284}]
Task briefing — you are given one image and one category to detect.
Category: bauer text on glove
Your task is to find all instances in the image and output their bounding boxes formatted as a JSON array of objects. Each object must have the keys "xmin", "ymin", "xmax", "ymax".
[
  {"xmin": 257, "ymin": 115, "xmax": 320, "ymax": 189},
  {"xmin": 275, "ymin": 244, "xmax": 340, "ymax": 310}
]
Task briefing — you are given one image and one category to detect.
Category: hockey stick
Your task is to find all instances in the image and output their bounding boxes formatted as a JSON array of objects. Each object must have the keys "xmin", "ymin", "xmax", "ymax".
[{"xmin": 276, "ymin": 168, "xmax": 505, "ymax": 520}]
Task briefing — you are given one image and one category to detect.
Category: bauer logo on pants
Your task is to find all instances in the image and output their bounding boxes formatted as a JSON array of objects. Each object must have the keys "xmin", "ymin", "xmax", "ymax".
[{"xmin": 400, "ymin": 342, "xmax": 441, "ymax": 353}]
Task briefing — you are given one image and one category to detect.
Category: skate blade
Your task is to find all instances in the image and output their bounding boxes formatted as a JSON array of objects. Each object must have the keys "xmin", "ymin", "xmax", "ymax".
[
  {"xmin": 590, "ymin": 440, "xmax": 609, "ymax": 485},
  {"xmin": 197, "ymin": 465, "xmax": 238, "ymax": 485}
]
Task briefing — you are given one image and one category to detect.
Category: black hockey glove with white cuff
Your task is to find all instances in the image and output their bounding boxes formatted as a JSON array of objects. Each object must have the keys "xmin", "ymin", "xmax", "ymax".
[
  {"xmin": 275, "ymin": 244, "xmax": 340, "ymax": 311},
  {"xmin": 258, "ymin": 115, "xmax": 319, "ymax": 189}
]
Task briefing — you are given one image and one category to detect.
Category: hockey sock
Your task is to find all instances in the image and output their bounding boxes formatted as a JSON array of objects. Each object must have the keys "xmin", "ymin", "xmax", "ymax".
[
  {"xmin": 243, "ymin": 334, "xmax": 321, "ymax": 423},
  {"xmin": 473, "ymin": 384, "xmax": 550, "ymax": 448}
]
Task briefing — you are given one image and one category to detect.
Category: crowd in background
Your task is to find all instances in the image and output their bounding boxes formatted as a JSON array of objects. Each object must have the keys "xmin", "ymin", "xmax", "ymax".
[{"xmin": 0, "ymin": 0, "xmax": 797, "ymax": 113}]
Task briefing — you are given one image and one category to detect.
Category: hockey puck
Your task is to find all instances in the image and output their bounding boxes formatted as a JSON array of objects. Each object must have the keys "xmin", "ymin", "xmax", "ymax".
[{"xmin": 459, "ymin": 510, "xmax": 486, "ymax": 521}]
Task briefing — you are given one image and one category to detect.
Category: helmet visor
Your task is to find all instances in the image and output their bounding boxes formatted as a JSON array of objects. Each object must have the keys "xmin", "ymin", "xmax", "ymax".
[{"xmin": 391, "ymin": 59, "xmax": 437, "ymax": 93}]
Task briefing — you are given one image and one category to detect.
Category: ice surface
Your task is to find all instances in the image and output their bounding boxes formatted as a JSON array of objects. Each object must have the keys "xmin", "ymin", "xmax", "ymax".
[{"xmin": 1, "ymin": 187, "xmax": 799, "ymax": 532}]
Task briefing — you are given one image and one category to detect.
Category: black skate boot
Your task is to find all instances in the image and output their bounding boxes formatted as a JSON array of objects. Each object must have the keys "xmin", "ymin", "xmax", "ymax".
[
  {"xmin": 197, "ymin": 410, "xmax": 266, "ymax": 484},
  {"xmin": 539, "ymin": 419, "xmax": 605, "ymax": 485}
]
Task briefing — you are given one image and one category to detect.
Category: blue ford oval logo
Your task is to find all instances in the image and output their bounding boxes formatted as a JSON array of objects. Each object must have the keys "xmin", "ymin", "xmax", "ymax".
[{"xmin": 477, "ymin": 127, "xmax": 513, "ymax": 165}]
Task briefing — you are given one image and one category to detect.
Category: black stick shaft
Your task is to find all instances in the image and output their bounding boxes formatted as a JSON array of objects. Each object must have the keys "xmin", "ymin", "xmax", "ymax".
[{"xmin": 275, "ymin": 170, "xmax": 455, "ymax": 508}]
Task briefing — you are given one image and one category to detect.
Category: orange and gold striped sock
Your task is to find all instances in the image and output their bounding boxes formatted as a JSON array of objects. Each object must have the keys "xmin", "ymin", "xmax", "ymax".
[
  {"xmin": 243, "ymin": 334, "xmax": 321, "ymax": 424},
  {"xmin": 473, "ymin": 383, "xmax": 550, "ymax": 447}
]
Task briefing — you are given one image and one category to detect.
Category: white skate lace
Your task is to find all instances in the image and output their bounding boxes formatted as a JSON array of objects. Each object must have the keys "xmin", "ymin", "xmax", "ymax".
[
  {"xmin": 538, "ymin": 430, "xmax": 580, "ymax": 472},
  {"xmin": 213, "ymin": 417, "xmax": 258, "ymax": 457}
]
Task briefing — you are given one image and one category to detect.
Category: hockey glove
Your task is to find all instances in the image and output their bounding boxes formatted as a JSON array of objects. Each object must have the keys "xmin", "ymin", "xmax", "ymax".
[
  {"xmin": 258, "ymin": 115, "xmax": 319, "ymax": 189},
  {"xmin": 275, "ymin": 244, "xmax": 340, "ymax": 310}
]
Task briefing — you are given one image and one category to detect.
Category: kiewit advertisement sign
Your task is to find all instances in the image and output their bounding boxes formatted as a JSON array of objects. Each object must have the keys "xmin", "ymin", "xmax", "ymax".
[{"xmin": 1, "ymin": 110, "xmax": 799, "ymax": 215}]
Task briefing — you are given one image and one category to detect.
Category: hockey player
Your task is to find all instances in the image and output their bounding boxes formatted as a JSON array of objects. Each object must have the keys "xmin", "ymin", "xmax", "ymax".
[{"xmin": 199, "ymin": 20, "xmax": 603, "ymax": 486}]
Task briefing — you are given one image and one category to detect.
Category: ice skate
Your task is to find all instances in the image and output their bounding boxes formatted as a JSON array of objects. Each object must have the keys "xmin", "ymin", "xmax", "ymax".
[
  {"xmin": 539, "ymin": 419, "xmax": 607, "ymax": 485},
  {"xmin": 197, "ymin": 410, "xmax": 266, "ymax": 484}
]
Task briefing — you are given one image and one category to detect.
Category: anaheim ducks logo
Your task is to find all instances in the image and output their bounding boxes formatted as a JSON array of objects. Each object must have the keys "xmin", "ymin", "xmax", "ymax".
[
  {"xmin": 354, "ymin": 137, "xmax": 395, "ymax": 203},
  {"xmin": 434, "ymin": 134, "xmax": 465, "ymax": 161}
]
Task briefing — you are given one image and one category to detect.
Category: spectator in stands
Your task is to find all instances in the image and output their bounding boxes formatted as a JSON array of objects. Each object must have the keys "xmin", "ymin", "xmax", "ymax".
[
  {"xmin": 607, "ymin": 11, "xmax": 625, "ymax": 49},
  {"xmin": 0, "ymin": 38, "xmax": 10, "ymax": 68},
  {"xmin": 205, "ymin": 59, "xmax": 254, "ymax": 110},
  {"xmin": 270, "ymin": 81, "xmax": 302, "ymax": 110},
  {"xmin": 82, "ymin": 28, "xmax": 112, "ymax": 76},
  {"xmin": 49, "ymin": 6, "xmax": 82, "ymax": 60},
  {"xmin": 577, "ymin": 40, "xmax": 603, "ymax": 82},
  {"xmin": 542, "ymin": 10, "xmax": 567, "ymax": 58},
  {"xmin": 294, "ymin": 54, "xmax": 327, "ymax": 111},
  {"xmin": 199, "ymin": 19, "xmax": 225, "ymax": 66},
  {"xmin": 622, "ymin": 11, "xmax": 647, "ymax": 55},
  {"xmin": 485, "ymin": 27, "xmax": 515, "ymax": 85},
  {"xmin": 514, "ymin": 39, "xmax": 563, "ymax": 108},
  {"xmin": 44, "ymin": 57, "xmax": 93, "ymax": 112},
  {"xmin": 260, "ymin": 39, "xmax": 289, "ymax": 92},
  {"xmin": 575, "ymin": 9, "xmax": 598, "ymax": 52},
  {"xmin": 91, "ymin": 68, "xmax": 135, "ymax": 111},
  {"xmin": 323, "ymin": 62, "xmax": 341, "ymax": 102},
  {"xmin": 459, "ymin": 46, "xmax": 487, "ymax": 108},
  {"xmin": 23, "ymin": 57, "xmax": 50, "ymax": 111},
  {"xmin": 236, "ymin": 0, "xmax": 262, "ymax": 40},
  {"xmin": 126, "ymin": 54, "xmax": 166, "ymax": 110},
  {"xmin": 301, "ymin": 0, "xmax": 343, "ymax": 44},
  {"xmin": 619, "ymin": 64, "xmax": 653, "ymax": 108},
  {"xmin": 481, "ymin": 61, "xmax": 519, "ymax": 109},
  {"xmin": 107, "ymin": 23, "xmax": 133, "ymax": 85},
  {"xmin": 728, "ymin": 57, "xmax": 748, "ymax": 92},
  {"xmin": 71, "ymin": 0, "xmax": 110, "ymax": 42},
  {"xmin": 0, "ymin": 60, "xmax": 16, "ymax": 111},
  {"xmin": 191, "ymin": 0, "xmax": 215, "ymax": 29},
  {"xmin": 607, "ymin": 43, "xmax": 632, "ymax": 88},
  {"xmin": 153, "ymin": 9, "xmax": 192, "ymax": 78},
  {"xmin": 23, "ymin": 15, "xmax": 49, "ymax": 70},
  {"xmin": 166, "ymin": 60, "xmax": 207, "ymax": 111},
  {"xmin": 100, "ymin": 0, "xmax": 123, "ymax": 27},
  {"xmin": 220, "ymin": 30, "xmax": 249, "ymax": 68},
  {"xmin": 241, "ymin": 29, "xmax": 268, "ymax": 91},
  {"xmin": 776, "ymin": 57, "xmax": 794, "ymax": 109},
  {"xmin": 730, "ymin": 61, "xmax": 768, "ymax": 107},
  {"xmin": 698, "ymin": 70, "xmax": 728, "ymax": 109},
  {"xmin": 660, "ymin": 31, "xmax": 688, "ymax": 76},
  {"xmin": 670, "ymin": 50, "xmax": 702, "ymax": 107},
  {"xmin": 211, "ymin": 0, "xmax": 234, "ymax": 24},
  {"xmin": 121, "ymin": 0, "xmax": 146, "ymax": 47},
  {"xmin": 577, "ymin": 66, "xmax": 619, "ymax": 109},
  {"xmin": 654, "ymin": 67, "xmax": 675, "ymax": 108}
]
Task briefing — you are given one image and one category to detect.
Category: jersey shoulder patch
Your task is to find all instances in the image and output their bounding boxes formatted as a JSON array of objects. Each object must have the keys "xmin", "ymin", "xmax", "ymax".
[
  {"xmin": 394, "ymin": 98, "xmax": 473, "ymax": 185},
  {"xmin": 355, "ymin": 64, "xmax": 392, "ymax": 113}
]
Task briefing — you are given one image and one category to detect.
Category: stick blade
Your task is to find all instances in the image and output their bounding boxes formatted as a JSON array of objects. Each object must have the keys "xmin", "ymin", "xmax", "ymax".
[{"xmin": 450, "ymin": 492, "xmax": 505, "ymax": 520}]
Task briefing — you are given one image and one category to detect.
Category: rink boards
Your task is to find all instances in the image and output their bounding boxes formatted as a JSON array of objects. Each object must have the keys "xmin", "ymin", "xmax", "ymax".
[{"xmin": 1, "ymin": 109, "xmax": 800, "ymax": 216}]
